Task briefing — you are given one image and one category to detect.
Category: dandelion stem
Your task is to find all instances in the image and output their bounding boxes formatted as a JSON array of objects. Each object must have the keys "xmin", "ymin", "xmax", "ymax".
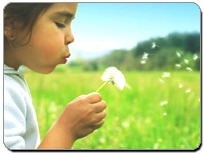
[{"xmin": 96, "ymin": 81, "xmax": 109, "ymax": 92}]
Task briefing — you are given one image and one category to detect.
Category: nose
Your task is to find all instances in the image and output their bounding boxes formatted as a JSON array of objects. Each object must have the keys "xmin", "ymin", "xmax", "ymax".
[{"xmin": 65, "ymin": 28, "xmax": 74, "ymax": 46}]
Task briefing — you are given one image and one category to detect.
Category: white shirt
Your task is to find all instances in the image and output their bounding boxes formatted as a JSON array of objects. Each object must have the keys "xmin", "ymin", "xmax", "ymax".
[{"xmin": 4, "ymin": 65, "xmax": 40, "ymax": 149}]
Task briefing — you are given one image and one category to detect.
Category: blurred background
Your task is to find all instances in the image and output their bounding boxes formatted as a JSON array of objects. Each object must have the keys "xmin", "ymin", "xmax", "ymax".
[{"xmin": 68, "ymin": 2, "xmax": 200, "ymax": 71}]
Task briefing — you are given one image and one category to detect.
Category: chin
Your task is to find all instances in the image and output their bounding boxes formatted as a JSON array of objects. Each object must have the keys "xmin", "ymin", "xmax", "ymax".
[
  {"xmin": 33, "ymin": 66, "xmax": 56, "ymax": 74},
  {"xmin": 42, "ymin": 68, "xmax": 56, "ymax": 74}
]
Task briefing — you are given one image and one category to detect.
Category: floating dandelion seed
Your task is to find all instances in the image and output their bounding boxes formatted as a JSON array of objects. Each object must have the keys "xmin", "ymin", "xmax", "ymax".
[
  {"xmin": 142, "ymin": 52, "xmax": 149, "ymax": 60},
  {"xmin": 140, "ymin": 52, "xmax": 149, "ymax": 64},
  {"xmin": 96, "ymin": 66, "xmax": 130, "ymax": 92},
  {"xmin": 176, "ymin": 52, "xmax": 181, "ymax": 58},
  {"xmin": 193, "ymin": 54, "xmax": 198, "ymax": 60},
  {"xmin": 184, "ymin": 59, "xmax": 189, "ymax": 64},
  {"xmin": 186, "ymin": 67, "xmax": 193, "ymax": 72},
  {"xmin": 160, "ymin": 100, "xmax": 168, "ymax": 106},
  {"xmin": 140, "ymin": 60, "xmax": 146, "ymax": 64},
  {"xmin": 152, "ymin": 42, "xmax": 158, "ymax": 49},
  {"xmin": 162, "ymin": 72, "xmax": 171, "ymax": 78},
  {"xmin": 175, "ymin": 64, "xmax": 181, "ymax": 68}
]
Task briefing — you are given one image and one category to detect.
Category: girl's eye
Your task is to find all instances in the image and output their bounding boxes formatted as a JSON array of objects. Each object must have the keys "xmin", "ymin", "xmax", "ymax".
[{"xmin": 55, "ymin": 22, "xmax": 66, "ymax": 28}]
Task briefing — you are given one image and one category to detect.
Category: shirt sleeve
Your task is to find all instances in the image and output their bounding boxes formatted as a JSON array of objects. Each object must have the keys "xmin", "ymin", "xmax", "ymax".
[{"xmin": 4, "ymin": 80, "xmax": 27, "ymax": 149}]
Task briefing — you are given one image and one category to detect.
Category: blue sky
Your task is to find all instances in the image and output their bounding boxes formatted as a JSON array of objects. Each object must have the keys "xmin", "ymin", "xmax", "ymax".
[{"xmin": 69, "ymin": 3, "xmax": 200, "ymax": 60}]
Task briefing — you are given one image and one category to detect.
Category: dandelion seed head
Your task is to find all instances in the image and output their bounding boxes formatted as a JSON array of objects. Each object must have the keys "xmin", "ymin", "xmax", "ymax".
[{"xmin": 101, "ymin": 66, "xmax": 127, "ymax": 90}]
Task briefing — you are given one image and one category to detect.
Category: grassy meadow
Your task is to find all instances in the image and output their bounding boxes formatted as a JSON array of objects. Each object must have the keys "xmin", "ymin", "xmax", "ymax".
[{"xmin": 25, "ymin": 65, "xmax": 201, "ymax": 150}]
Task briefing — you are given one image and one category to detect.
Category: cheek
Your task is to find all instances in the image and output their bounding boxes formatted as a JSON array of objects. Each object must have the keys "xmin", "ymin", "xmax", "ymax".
[
  {"xmin": 45, "ymin": 38, "xmax": 62, "ymax": 53},
  {"xmin": 32, "ymin": 32, "xmax": 64, "ymax": 58},
  {"xmin": 31, "ymin": 21, "xmax": 65, "ymax": 55}
]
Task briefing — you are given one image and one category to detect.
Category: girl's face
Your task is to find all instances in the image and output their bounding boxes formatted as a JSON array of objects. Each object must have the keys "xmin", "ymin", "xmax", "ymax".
[{"xmin": 7, "ymin": 3, "xmax": 78, "ymax": 74}]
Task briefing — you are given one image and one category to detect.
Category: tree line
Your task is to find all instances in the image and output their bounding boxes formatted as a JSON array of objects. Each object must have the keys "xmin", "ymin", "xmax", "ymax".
[{"xmin": 68, "ymin": 32, "xmax": 200, "ymax": 71}]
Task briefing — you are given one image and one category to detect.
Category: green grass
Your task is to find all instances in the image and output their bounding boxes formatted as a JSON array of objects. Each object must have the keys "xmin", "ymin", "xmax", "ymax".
[{"xmin": 25, "ymin": 66, "xmax": 201, "ymax": 150}]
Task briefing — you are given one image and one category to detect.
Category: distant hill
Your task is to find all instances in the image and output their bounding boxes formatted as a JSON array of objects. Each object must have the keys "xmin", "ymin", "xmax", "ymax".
[{"xmin": 68, "ymin": 32, "xmax": 200, "ymax": 71}]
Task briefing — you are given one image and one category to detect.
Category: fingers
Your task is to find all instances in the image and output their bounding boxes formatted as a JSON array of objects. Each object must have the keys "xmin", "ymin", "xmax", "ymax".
[
  {"xmin": 73, "ymin": 92, "xmax": 101, "ymax": 105},
  {"xmin": 90, "ymin": 107, "xmax": 106, "ymax": 128},
  {"xmin": 93, "ymin": 100, "xmax": 106, "ymax": 113},
  {"xmin": 89, "ymin": 119, "xmax": 105, "ymax": 134},
  {"xmin": 78, "ymin": 109, "xmax": 106, "ymax": 137},
  {"xmin": 73, "ymin": 94, "xmax": 86, "ymax": 101},
  {"xmin": 96, "ymin": 110, "xmax": 106, "ymax": 123},
  {"xmin": 87, "ymin": 99, "xmax": 106, "ymax": 132},
  {"xmin": 93, "ymin": 119, "xmax": 105, "ymax": 129},
  {"xmin": 85, "ymin": 116, "xmax": 106, "ymax": 136},
  {"xmin": 85, "ymin": 92, "xmax": 106, "ymax": 113},
  {"xmin": 86, "ymin": 92, "xmax": 102, "ymax": 104},
  {"xmin": 71, "ymin": 93, "xmax": 106, "ymax": 134}
]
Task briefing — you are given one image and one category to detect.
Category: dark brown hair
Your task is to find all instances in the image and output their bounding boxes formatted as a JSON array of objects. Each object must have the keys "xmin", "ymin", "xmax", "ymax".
[{"xmin": 4, "ymin": 3, "xmax": 54, "ymax": 45}]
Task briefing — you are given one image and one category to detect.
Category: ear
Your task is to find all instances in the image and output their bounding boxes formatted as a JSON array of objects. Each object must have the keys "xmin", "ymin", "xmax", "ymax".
[
  {"xmin": 4, "ymin": 18, "xmax": 16, "ymax": 41},
  {"xmin": 4, "ymin": 27, "xmax": 16, "ymax": 41}
]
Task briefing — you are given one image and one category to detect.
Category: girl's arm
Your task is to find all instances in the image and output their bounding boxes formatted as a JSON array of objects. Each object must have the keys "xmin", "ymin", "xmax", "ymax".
[
  {"xmin": 37, "ymin": 92, "xmax": 106, "ymax": 149},
  {"xmin": 37, "ymin": 122, "xmax": 75, "ymax": 149}
]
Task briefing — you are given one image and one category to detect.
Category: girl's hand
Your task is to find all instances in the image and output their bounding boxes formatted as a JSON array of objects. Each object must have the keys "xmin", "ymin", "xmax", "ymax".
[
  {"xmin": 38, "ymin": 92, "xmax": 106, "ymax": 149},
  {"xmin": 58, "ymin": 92, "xmax": 107, "ymax": 140}
]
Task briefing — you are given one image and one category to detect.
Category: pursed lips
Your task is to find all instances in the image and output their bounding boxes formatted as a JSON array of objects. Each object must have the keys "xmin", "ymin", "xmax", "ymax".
[
  {"xmin": 62, "ymin": 53, "xmax": 71, "ymax": 63},
  {"xmin": 64, "ymin": 53, "xmax": 71, "ymax": 59}
]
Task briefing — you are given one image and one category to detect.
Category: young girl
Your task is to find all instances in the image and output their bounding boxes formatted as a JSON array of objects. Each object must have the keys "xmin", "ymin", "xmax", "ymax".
[{"xmin": 4, "ymin": 3, "xmax": 107, "ymax": 149}]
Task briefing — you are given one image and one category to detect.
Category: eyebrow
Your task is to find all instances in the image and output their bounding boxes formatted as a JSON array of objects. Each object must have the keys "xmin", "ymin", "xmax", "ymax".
[{"xmin": 53, "ymin": 11, "xmax": 75, "ymax": 19}]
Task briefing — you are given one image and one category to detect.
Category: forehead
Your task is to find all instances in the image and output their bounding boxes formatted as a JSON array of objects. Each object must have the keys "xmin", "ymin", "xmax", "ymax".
[{"xmin": 45, "ymin": 3, "xmax": 78, "ymax": 16}]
